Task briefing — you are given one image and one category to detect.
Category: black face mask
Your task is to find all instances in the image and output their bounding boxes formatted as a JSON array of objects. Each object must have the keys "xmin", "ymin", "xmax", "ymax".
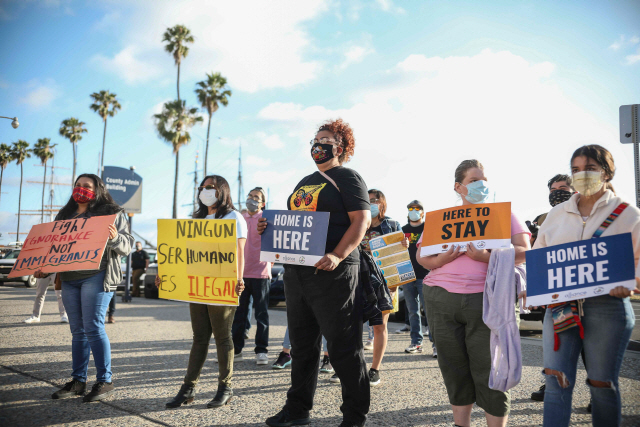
[
  {"xmin": 549, "ymin": 189, "xmax": 573, "ymax": 207},
  {"xmin": 310, "ymin": 143, "xmax": 335, "ymax": 164}
]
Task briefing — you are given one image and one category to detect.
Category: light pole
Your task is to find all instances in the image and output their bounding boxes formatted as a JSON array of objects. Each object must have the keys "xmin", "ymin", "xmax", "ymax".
[{"xmin": 0, "ymin": 116, "xmax": 19, "ymax": 129}]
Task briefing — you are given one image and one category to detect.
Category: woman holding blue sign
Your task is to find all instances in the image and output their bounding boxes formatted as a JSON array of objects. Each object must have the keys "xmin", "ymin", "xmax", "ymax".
[
  {"xmin": 532, "ymin": 145, "xmax": 639, "ymax": 427},
  {"xmin": 258, "ymin": 119, "xmax": 371, "ymax": 427}
]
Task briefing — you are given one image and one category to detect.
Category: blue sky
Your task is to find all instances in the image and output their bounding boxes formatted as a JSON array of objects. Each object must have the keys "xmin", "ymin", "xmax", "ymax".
[{"xmin": 1, "ymin": 0, "xmax": 639, "ymax": 245}]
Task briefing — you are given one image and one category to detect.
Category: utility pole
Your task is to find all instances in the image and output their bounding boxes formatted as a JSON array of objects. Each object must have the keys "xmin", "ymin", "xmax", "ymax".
[
  {"xmin": 237, "ymin": 142, "xmax": 244, "ymax": 210},
  {"xmin": 193, "ymin": 150, "xmax": 199, "ymax": 215}
]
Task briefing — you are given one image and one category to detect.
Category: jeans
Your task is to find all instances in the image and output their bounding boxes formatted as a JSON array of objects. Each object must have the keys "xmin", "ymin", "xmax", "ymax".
[
  {"xmin": 246, "ymin": 295, "xmax": 253, "ymax": 332},
  {"xmin": 403, "ymin": 280, "xmax": 432, "ymax": 345},
  {"xmin": 542, "ymin": 295, "xmax": 635, "ymax": 427},
  {"xmin": 108, "ymin": 292, "xmax": 116, "ymax": 316},
  {"xmin": 32, "ymin": 274, "xmax": 66, "ymax": 318},
  {"xmin": 283, "ymin": 328, "xmax": 328, "ymax": 353},
  {"xmin": 184, "ymin": 303, "xmax": 236, "ymax": 389},
  {"xmin": 61, "ymin": 270, "xmax": 112, "ymax": 383},
  {"xmin": 283, "ymin": 263, "xmax": 369, "ymax": 424},
  {"xmin": 232, "ymin": 278, "xmax": 270, "ymax": 354}
]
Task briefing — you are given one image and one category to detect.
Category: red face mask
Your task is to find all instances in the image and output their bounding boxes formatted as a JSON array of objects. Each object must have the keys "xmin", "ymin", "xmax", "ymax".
[{"xmin": 72, "ymin": 186, "xmax": 96, "ymax": 204}]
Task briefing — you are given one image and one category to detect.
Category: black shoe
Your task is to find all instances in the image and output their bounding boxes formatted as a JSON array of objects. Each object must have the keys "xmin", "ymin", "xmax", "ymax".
[
  {"xmin": 207, "ymin": 387, "xmax": 233, "ymax": 408},
  {"xmin": 272, "ymin": 351, "xmax": 292, "ymax": 369},
  {"xmin": 587, "ymin": 398, "xmax": 592, "ymax": 413},
  {"xmin": 83, "ymin": 381, "xmax": 115, "ymax": 402},
  {"xmin": 531, "ymin": 384, "xmax": 545, "ymax": 402},
  {"xmin": 265, "ymin": 408, "xmax": 311, "ymax": 426},
  {"xmin": 339, "ymin": 420, "xmax": 365, "ymax": 427},
  {"xmin": 52, "ymin": 379, "xmax": 86, "ymax": 399},
  {"xmin": 166, "ymin": 384, "xmax": 196, "ymax": 408},
  {"xmin": 319, "ymin": 355, "xmax": 334, "ymax": 374},
  {"xmin": 369, "ymin": 368, "xmax": 381, "ymax": 387}
]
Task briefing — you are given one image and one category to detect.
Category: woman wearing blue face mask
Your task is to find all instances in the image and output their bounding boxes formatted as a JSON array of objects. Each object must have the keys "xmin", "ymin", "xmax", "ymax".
[
  {"xmin": 359, "ymin": 189, "xmax": 409, "ymax": 387},
  {"xmin": 416, "ymin": 160, "xmax": 531, "ymax": 427}
]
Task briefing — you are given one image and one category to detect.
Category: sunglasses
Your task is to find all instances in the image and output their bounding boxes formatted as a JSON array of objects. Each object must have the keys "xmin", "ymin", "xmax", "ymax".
[
  {"xmin": 198, "ymin": 185, "xmax": 216, "ymax": 190},
  {"xmin": 408, "ymin": 207, "xmax": 422, "ymax": 211}
]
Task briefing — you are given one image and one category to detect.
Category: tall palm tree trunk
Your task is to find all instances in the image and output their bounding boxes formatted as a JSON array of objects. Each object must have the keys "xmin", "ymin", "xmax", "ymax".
[
  {"xmin": 72, "ymin": 143, "xmax": 77, "ymax": 186},
  {"xmin": 0, "ymin": 167, "xmax": 4, "ymax": 207},
  {"xmin": 177, "ymin": 63, "xmax": 181, "ymax": 101},
  {"xmin": 204, "ymin": 114, "xmax": 212, "ymax": 177},
  {"xmin": 41, "ymin": 162, "xmax": 47, "ymax": 224},
  {"xmin": 17, "ymin": 164, "xmax": 23, "ymax": 241},
  {"xmin": 173, "ymin": 150, "xmax": 179, "ymax": 219},
  {"xmin": 100, "ymin": 119, "xmax": 108, "ymax": 179}
]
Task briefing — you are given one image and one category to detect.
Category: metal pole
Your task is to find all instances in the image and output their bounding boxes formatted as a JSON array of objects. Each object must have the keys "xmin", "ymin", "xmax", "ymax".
[
  {"xmin": 633, "ymin": 105, "xmax": 640, "ymax": 208},
  {"xmin": 123, "ymin": 213, "xmax": 133, "ymax": 302}
]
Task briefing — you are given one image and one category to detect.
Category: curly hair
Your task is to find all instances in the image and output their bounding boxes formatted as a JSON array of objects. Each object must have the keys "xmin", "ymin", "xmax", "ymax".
[{"xmin": 318, "ymin": 118, "xmax": 355, "ymax": 164}]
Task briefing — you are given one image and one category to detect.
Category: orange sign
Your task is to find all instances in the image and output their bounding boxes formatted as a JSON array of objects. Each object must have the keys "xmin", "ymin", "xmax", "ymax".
[
  {"xmin": 8, "ymin": 215, "xmax": 116, "ymax": 278},
  {"xmin": 419, "ymin": 202, "xmax": 511, "ymax": 257}
]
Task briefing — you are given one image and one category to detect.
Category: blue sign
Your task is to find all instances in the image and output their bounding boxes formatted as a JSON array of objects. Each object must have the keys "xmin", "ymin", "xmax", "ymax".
[
  {"xmin": 103, "ymin": 166, "xmax": 143, "ymax": 214},
  {"xmin": 526, "ymin": 233, "xmax": 636, "ymax": 306},
  {"xmin": 260, "ymin": 210, "xmax": 330, "ymax": 266}
]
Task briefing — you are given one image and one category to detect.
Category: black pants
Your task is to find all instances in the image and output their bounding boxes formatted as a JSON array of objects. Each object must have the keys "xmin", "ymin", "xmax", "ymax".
[
  {"xmin": 232, "ymin": 278, "xmax": 270, "ymax": 354},
  {"xmin": 283, "ymin": 263, "xmax": 369, "ymax": 424}
]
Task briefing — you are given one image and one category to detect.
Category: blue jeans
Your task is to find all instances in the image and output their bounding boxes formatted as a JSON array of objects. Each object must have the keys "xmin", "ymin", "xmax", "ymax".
[
  {"xmin": 232, "ymin": 278, "xmax": 270, "ymax": 354},
  {"xmin": 283, "ymin": 327, "xmax": 328, "ymax": 353},
  {"xmin": 542, "ymin": 295, "xmax": 635, "ymax": 427},
  {"xmin": 61, "ymin": 270, "xmax": 113, "ymax": 383},
  {"xmin": 403, "ymin": 280, "xmax": 432, "ymax": 345}
]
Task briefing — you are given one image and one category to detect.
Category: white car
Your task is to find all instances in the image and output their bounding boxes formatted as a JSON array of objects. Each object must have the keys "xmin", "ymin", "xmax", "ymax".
[
  {"xmin": 118, "ymin": 249, "xmax": 157, "ymax": 291},
  {"xmin": 0, "ymin": 248, "xmax": 37, "ymax": 288}
]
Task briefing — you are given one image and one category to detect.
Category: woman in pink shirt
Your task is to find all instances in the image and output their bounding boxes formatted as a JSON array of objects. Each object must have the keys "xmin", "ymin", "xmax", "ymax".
[{"xmin": 417, "ymin": 159, "xmax": 530, "ymax": 427}]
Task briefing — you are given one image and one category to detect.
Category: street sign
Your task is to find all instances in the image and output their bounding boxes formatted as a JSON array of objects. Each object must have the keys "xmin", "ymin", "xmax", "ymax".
[{"xmin": 103, "ymin": 166, "xmax": 142, "ymax": 214}]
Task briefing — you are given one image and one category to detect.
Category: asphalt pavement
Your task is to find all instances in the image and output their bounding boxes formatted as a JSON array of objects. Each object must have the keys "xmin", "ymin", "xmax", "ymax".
[{"xmin": 1, "ymin": 284, "xmax": 639, "ymax": 427}]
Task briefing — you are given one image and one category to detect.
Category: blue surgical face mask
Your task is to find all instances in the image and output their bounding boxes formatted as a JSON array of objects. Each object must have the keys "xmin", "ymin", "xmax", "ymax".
[
  {"xmin": 408, "ymin": 210, "xmax": 422, "ymax": 221},
  {"xmin": 462, "ymin": 180, "xmax": 491, "ymax": 204},
  {"xmin": 370, "ymin": 204, "xmax": 380, "ymax": 218}
]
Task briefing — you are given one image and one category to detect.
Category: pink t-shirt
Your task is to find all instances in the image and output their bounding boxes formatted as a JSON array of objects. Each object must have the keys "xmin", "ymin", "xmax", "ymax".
[
  {"xmin": 418, "ymin": 212, "xmax": 530, "ymax": 294},
  {"xmin": 242, "ymin": 211, "xmax": 271, "ymax": 279}
]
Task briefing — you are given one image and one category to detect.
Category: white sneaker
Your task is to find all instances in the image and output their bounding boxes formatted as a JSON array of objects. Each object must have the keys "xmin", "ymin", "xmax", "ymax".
[
  {"xmin": 394, "ymin": 326, "xmax": 410, "ymax": 334},
  {"xmin": 234, "ymin": 352, "xmax": 243, "ymax": 361},
  {"xmin": 256, "ymin": 353, "xmax": 269, "ymax": 365},
  {"xmin": 432, "ymin": 343, "xmax": 438, "ymax": 359},
  {"xmin": 60, "ymin": 315, "xmax": 69, "ymax": 323},
  {"xmin": 363, "ymin": 339, "xmax": 374, "ymax": 351},
  {"xmin": 423, "ymin": 326, "xmax": 430, "ymax": 337},
  {"xmin": 24, "ymin": 316, "xmax": 40, "ymax": 324}
]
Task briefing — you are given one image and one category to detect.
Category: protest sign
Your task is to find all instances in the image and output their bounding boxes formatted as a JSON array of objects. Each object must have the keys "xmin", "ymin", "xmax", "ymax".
[
  {"xmin": 157, "ymin": 219, "xmax": 239, "ymax": 306},
  {"xmin": 526, "ymin": 233, "xmax": 636, "ymax": 306},
  {"xmin": 420, "ymin": 202, "xmax": 511, "ymax": 257},
  {"xmin": 369, "ymin": 231, "xmax": 416, "ymax": 289},
  {"xmin": 8, "ymin": 215, "xmax": 116, "ymax": 278},
  {"xmin": 260, "ymin": 210, "xmax": 330, "ymax": 266}
]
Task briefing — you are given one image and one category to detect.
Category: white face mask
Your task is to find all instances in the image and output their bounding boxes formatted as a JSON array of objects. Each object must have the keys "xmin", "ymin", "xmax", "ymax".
[
  {"xmin": 199, "ymin": 189, "xmax": 218, "ymax": 207},
  {"xmin": 572, "ymin": 171, "xmax": 604, "ymax": 197}
]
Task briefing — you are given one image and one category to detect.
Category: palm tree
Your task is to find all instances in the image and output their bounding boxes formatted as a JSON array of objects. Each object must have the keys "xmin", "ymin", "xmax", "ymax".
[
  {"xmin": 154, "ymin": 100, "xmax": 203, "ymax": 218},
  {"xmin": 163, "ymin": 25, "xmax": 194, "ymax": 101},
  {"xmin": 195, "ymin": 72, "xmax": 232, "ymax": 176},
  {"xmin": 90, "ymin": 90, "xmax": 121, "ymax": 178},
  {"xmin": 33, "ymin": 138, "xmax": 56, "ymax": 224},
  {"xmin": 0, "ymin": 143, "xmax": 11, "ymax": 208},
  {"xmin": 11, "ymin": 140, "xmax": 32, "ymax": 241},
  {"xmin": 59, "ymin": 118, "xmax": 87, "ymax": 185}
]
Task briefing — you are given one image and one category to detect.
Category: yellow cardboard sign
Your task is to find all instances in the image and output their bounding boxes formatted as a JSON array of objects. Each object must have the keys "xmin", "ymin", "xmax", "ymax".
[
  {"xmin": 157, "ymin": 219, "xmax": 239, "ymax": 306},
  {"xmin": 420, "ymin": 202, "xmax": 512, "ymax": 257}
]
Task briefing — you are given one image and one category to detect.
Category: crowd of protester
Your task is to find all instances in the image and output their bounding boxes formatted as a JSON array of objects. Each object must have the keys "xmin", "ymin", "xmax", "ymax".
[{"xmin": 22, "ymin": 118, "xmax": 639, "ymax": 427}]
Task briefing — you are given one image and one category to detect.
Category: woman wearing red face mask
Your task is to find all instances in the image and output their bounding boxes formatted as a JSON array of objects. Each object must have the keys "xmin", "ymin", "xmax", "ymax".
[{"xmin": 34, "ymin": 174, "xmax": 133, "ymax": 403}]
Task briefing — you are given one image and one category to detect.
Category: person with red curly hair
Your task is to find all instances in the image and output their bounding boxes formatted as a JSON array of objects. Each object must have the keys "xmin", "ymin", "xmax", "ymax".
[{"xmin": 259, "ymin": 119, "xmax": 371, "ymax": 427}]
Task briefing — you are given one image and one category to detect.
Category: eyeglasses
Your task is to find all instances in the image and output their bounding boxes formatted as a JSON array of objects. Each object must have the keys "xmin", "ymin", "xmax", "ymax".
[
  {"xmin": 309, "ymin": 137, "xmax": 342, "ymax": 147},
  {"xmin": 198, "ymin": 185, "xmax": 216, "ymax": 190},
  {"xmin": 408, "ymin": 207, "xmax": 422, "ymax": 211}
]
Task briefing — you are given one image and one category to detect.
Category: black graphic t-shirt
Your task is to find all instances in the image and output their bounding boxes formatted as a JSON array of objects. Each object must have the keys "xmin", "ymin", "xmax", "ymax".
[
  {"xmin": 402, "ymin": 222, "xmax": 429, "ymax": 279},
  {"xmin": 361, "ymin": 225, "xmax": 383, "ymax": 251},
  {"xmin": 287, "ymin": 166, "xmax": 370, "ymax": 264}
]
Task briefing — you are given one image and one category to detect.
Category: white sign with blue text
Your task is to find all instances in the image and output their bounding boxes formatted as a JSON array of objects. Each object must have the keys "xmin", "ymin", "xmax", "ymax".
[
  {"xmin": 526, "ymin": 233, "xmax": 636, "ymax": 306},
  {"xmin": 260, "ymin": 210, "xmax": 330, "ymax": 266}
]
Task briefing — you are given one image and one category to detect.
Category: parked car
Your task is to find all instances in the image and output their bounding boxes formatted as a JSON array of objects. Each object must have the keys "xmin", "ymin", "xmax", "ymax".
[
  {"xmin": 0, "ymin": 248, "xmax": 37, "ymax": 287},
  {"xmin": 269, "ymin": 262, "xmax": 285, "ymax": 306},
  {"xmin": 118, "ymin": 249, "xmax": 157, "ymax": 291}
]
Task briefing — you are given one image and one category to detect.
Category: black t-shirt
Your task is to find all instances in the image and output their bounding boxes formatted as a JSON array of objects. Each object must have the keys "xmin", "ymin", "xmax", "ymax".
[
  {"xmin": 402, "ymin": 222, "xmax": 429, "ymax": 279},
  {"xmin": 361, "ymin": 225, "xmax": 383, "ymax": 251},
  {"xmin": 287, "ymin": 166, "xmax": 370, "ymax": 264},
  {"xmin": 131, "ymin": 249, "xmax": 149, "ymax": 269}
]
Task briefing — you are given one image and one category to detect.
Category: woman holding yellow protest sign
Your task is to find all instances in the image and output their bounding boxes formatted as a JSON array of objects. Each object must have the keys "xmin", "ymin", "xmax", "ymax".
[
  {"xmin": 532, "ymin": 145, "xmax": 639, "ymax": 427},
  {"xmin": 162, "ymin": 175, "xmax": 247, "ymax": 410},
  {"xmin": 417, "ymin": 160, "xmax": 530, "ymax": 427},
  {"xmin": 258, "ymin": 118, "xmax": 371, "ymax": 427},
  {"xmin": 35, "ymin": 173, "xmax": 133, "ymax": 403}
]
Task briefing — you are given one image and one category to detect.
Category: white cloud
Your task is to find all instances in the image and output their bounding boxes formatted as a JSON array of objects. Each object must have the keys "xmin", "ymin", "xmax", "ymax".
[
  {"xmin": 91, "ymin": 0, "xmax": 329, "ymax": 92},
  {"xmin": 256, "ymin": 49, "xmax": 631, "ymax": 222},
  {"xmin": 609, "ymin": 35, "xmax": 625, "ymax": 50},
  {"xmin": 340, "ymin": 43, "xmax": 375, "ymax": 69},
  {"xmin": 609, "ymin": 34, "xmax": 640, "ymax": 65},
  {"xmin": 375, "ymin": 0, "xmax": 404, "ymax": 14},
  {"xmin": 245, "ymin": 155, "xmax": 271, "ymax": 166},
  {"xmin": 19, "ymin": 80, "xmax": 60, "ymax": 109},
  {"xmin": 260, "ymin": 134, "xmax": 286, "ymax": 149},
  {"xmin": 630, "ymin": 36, "xmax": 640, "ymax": 45},
  {"xmin": 626, "ymin": 47, "xmax": 640, "ymax": 65}
]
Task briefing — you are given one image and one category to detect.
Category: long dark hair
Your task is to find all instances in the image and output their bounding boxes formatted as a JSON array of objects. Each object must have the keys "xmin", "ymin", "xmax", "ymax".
[
  {"xmin": 56, "ymin": 173, "xmax": 123, "ymax": 220},
  {"xmin": 570, "ymin": 144, "xmax": 616, "ymax": 194},
  {"xmin": 193, "ymin": 175, "xmax": 236, "ymax": 219}
]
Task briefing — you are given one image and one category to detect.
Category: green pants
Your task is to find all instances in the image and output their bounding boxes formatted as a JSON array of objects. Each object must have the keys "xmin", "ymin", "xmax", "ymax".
[
  {"xmin": 184, "ymin": 303, "xmax": 236, "ymax": 389},
  {"xmin": 424, "ymin": 284, "xmax": 510, "ymax": 417}
]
